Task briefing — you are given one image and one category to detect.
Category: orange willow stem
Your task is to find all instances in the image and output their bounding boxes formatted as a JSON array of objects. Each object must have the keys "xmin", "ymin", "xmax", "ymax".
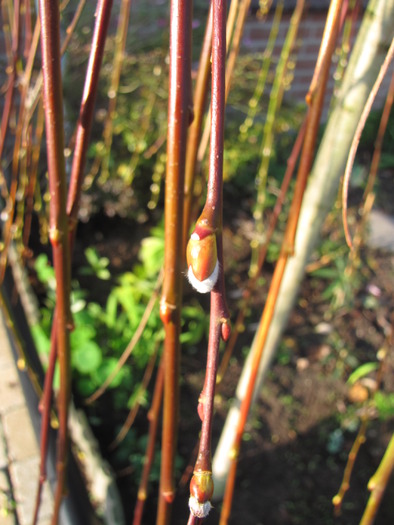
[
  {"xmin": 38, "ymin": 2, "xmax": 72, "ymax": 523},
  {"xmin": 133, "ymin": 358, "xmax": 164, "ymax": 525},
  {"xmin": 217, "ymin": 116, "xmax": 307, "ymax": 383},
  {"xmin": 360, "ymin": 433, "xmax": 394, "ymax": 525},
  {"xmin": 188, "ymin": 0, "xmax": 229, "ymax": 521},
  {"xmin": 219, "ymin": 3, "xmax": 342, "ymax": 523},
  {"xmin": 157, "ymin": 0, "xmax": 192, "ymax": 523}
]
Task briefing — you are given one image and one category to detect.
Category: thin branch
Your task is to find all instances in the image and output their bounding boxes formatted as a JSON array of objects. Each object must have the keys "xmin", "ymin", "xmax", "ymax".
[{"xmin": 342, "ymin": 38, "xmax": 394, "ymax": 249}]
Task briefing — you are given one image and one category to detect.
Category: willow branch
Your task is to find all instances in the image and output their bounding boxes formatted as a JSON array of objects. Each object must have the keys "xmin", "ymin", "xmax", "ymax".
[
  {"xmin": 187, "ymin": 1, "xmax": 229, "ymax": 521},
  {"xmin": 38, "ymin": 2, "xmax": 72, "ymax": 523},
  {"xmin": 156, "ymin": 1, "xmax": 192, "ymax": 523}
]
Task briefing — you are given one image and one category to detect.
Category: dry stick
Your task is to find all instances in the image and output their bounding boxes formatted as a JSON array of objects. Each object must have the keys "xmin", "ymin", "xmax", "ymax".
[
  {"xmin": 86, "ymin": 272, "xmax": 162, "ymax": 404},
  {"xmin": 251, "ymin": 0, "xmax": 305, "ymax": 277},
  {"xmin": 197, "ymin": 0, "xmax": 250, "ymax": 166},
  {"xmin": 132, "ymin": 358, "xmax": 164, "ymax": 525},
  {"xmin": 88, "ymin": 0, "xmax": 132, "ymax": 185},
  {"xmin": 182, "ymin": 4, "xmax": 213, "ymax": 249},
  {"xmin": 342, "ymin": 38, "xmax": 394, "ymax": 250},
  {"xmin": 38, "ymin": 3, "xmax": 72, "ymax": 524},
  {"xmin": 156, "ymin": 1, "xmax": 192, "ymax": 523},
  {"xmin": 186, "ymin": 0, "xmax": 229, "ymax": 522},
  {"xmin": 360, "ymin": 433, "xmax": 394, "ymax": 525},
  {"xmin": 217, "ymin": 116, "xmax": 307, "ymax": 384},
  {"xmin": 219, "ymin": 3, "xmax": 342, "ymax": 522},
  {"xmin": 32, "ymin": 2, "xmax": 114, "ymax": 523}
]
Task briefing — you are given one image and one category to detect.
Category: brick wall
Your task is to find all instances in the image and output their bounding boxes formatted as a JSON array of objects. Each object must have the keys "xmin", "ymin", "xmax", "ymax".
[{"xmin": 241, "ymin": 8, "xmax": 392, "ymax": 111}]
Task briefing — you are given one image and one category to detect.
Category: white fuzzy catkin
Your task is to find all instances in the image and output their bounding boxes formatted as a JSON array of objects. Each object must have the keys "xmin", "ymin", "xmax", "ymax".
[
  {"xmin": 187, "ymin": 260, "xmax": 219, "ymax": 293},
  {"xmin": 188, "ymin": 496, "xmax": 212, "ymax": 518}
]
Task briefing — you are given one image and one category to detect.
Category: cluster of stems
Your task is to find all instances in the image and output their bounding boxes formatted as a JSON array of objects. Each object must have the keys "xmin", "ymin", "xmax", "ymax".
[{"xmin": 218, "ymin": 1, "xmax": 343, "ymax": 522}]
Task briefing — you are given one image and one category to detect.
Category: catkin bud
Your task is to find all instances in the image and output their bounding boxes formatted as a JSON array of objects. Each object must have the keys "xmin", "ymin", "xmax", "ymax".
[{"xmin": 186, "ymin": 226, "xmax": 219, "ymax": 293}]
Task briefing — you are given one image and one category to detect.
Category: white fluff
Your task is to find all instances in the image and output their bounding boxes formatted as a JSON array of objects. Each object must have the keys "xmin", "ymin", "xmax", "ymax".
[
  {"xmin": 187, "ymin": 260, "xmax": 219, "ymax": 293},
  {"xmin": 188, "ymin": 496, "xmax": 212, "ymax": 518}
]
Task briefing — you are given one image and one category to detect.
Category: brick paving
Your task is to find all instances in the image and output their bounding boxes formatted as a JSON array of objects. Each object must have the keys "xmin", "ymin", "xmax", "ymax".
[{"xmin": 0, "ymin": 315, "xmax": 52, "ymax": 525}]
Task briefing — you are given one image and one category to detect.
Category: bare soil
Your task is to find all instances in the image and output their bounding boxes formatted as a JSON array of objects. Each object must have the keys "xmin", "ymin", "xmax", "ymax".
[{"xmin": 29, "ymin": 169, "xmax": 394, "ymax": 524}]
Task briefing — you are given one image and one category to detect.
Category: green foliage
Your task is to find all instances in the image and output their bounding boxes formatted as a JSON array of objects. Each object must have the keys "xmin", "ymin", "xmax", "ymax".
[
  {"xmin": 347, "ymin": 362, "xmax": 379, "ymax": 385},
  {"xmin": 32, "ymin": 230, "xmax": 206, "ymax": 402},
  {"xmin": 375, "ymin": 391, "xmax": 394, "ymax": 421},
  {"xmin": 79, "ymin": 247, "xmax": 110, "ymax": 280}
]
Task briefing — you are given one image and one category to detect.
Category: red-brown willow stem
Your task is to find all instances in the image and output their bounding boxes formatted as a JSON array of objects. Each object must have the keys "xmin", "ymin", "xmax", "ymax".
[
  {"xmin": 197, "ymin": 0, "xmax": 251, "ymax": 165},
  {"xmin": 342, "ymin": 41, "xmax": 394, "ymax": 249},
  {"xmin": 157, "ymin": 1, "xmax": 192, "ymax": 523},
  {"xmin": 66, "ymin": 0, "xmax": 114, "ymax": 236},
  {"xmin": 187, "ymin": 0, "xmax": 229, "ymax": 522},
  {"xmin": 38, "ymin": 2, "xmax": 72, "ymax": 523},
  {"xmin": 219, "ymin": 3, "xmax": 342, "ymax": 523},
  {"xmin": 33, "ymin": 2, "xmax": 114, "ymax": 522},
  {"xmin": 133, "ymin": 358, "xmax": 164, "ymax": 525},
  {"xmin": 182, "ymin": 3, "xmax": 213, "ymax": 249},
  {"xmin": 217, "ymin": 116, "xmax": 307, "ymax": 383}
]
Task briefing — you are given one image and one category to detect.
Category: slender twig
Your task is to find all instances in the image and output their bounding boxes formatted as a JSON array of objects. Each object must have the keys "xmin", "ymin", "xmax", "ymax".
[
  {"xmin": 251, "ymin": 0, "xmax": 305, "ymax": 276},
  {"xmin": 89, "ymin": 0, "xmax": 132, "ymax": 184},
  {"xmin": 333, "ymin": 327, "xmax": 391, "ymax": 515},
  {"xmin": 157, "ymin": 1, "xmax": 192, "ymax": 523},
  {"xmin": 187, "ymin": 1, "xmax": 229, "ymax": 521},
  {"xmin": 197, "ymin": 0, "xmax": 251, "ymax": 165},
  {"xmin": 182, "ymin": 3, "xmax": 213, "ymax": 249},
  {"xmin": 239, "ymin": 0, "xmax": 284, "ymax": 140},
  {"xmin": 132, "ymin": 358, "xmax": 164, "ymax": 525},
  {"xmin": 342, "ymin": 39, "xmax": 394, "ymax": 249},
  {"xmin": 110, "ymin": 341, "xmax": 160, "ymax": 448},
  {"xmin": 360, "ymin": 433, "xmax": 394, "ymax": 525},
  {"xmin": 219, "ymin": 3, "xmax": 342, "ymax": 522}
]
